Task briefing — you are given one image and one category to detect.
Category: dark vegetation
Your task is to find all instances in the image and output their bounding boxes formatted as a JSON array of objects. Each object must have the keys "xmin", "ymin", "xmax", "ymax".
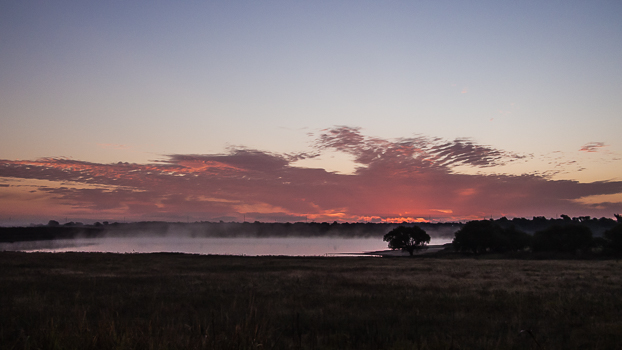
[
  {"xmin": 532, "ymin": 225, "xmax": 594, "ymax": 254},
  {"xmin": 452, "ymin": 220, "xmax": 531, "ymax": 254},
  {"xmin": 2, "ymin": 252, "xmax": 622, "ymax": 349},
  {"xmin": 383, "ymin": 226, "xmax": 431, "ymax": 256},
  {"xmin": 449, "ymin": 214, "xmax": 622, "ymax": 257},
  {"xmin": 603, "ymin": 223, "xmax": 622, "ymax": 255}
]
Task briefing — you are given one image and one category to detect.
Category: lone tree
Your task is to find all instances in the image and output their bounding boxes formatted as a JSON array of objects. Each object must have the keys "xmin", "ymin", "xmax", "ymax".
[{"xmin": 383, "ymin": 225, "xmax": 430, "ymax": 256}]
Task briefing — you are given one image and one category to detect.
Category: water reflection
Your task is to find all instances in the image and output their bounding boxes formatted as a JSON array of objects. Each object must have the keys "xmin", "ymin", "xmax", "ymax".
[{"xmin": 0, "ymin": 236, "xmax": 452, "ymax": 256}]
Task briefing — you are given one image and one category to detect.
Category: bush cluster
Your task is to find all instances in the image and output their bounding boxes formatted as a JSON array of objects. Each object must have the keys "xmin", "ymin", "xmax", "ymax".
[
  {"xmin": 603, "ymin": 224, "xmax": 622, "ymax": 255},
  {"xmin": 452, "ymin": 220, "xmax": 622, "ymax": 255},
  {"xmin": 532, "ymin": 225, "xmax": 593, "ymax": 253},
  {"xmin": 452, "ymin": 220, "xmax": 531, "ymax": 253}
]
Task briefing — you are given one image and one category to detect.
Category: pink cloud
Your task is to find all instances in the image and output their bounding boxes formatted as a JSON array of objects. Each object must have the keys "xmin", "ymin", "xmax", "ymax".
[
  {"xmin": 1, "ymin": 127, "xmax": 621, "ymax": 222},
  {"xmin": 315, "ymin": 126, "xmax": 525, "ymax": 169},
  {"xmin": 580, "ymin": 142, "xmax": 607, "ymax": 153}
]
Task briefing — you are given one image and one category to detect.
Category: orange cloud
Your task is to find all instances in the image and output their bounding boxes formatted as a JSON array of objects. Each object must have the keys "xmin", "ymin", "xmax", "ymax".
[
  {"xmin": 384, "ymin": 217, "xmax": 428, "ymax": 223},
  {"xmin": 458, "ymin": 188, "xmax": 476, "ymax": 196}
]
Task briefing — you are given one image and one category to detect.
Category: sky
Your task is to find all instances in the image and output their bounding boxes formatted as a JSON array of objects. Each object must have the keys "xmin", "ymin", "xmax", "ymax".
[{"xmin": 1, "ymin": 1, "xmax": 621, "ymax": 225}]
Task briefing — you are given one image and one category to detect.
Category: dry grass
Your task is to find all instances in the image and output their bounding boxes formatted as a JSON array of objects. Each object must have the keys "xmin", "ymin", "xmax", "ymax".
[{"xmin": 1, "ymin": 252, "xmax": 622, "ymax": 349}]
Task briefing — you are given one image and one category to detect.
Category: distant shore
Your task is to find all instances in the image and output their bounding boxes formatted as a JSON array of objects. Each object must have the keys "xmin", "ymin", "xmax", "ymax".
[{"xmin": 330, "ymin": 244, "xmax": 448, "ymax": 257}]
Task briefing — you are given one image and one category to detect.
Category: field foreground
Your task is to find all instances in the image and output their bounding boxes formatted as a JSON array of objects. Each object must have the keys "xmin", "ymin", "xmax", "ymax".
[{"xmin": 1, "ymin": 252, "xmax": 621, "ymax": 349}]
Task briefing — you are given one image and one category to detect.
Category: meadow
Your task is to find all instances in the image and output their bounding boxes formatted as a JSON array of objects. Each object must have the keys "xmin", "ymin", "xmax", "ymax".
[{"xmin": 1, "ymin": 252, "xmax": 621, "ymax": 349}]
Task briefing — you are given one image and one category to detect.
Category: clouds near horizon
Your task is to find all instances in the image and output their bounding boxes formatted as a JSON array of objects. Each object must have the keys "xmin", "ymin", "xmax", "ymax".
[
  {"xmin": 1, "ymin": 127, "xmax": 620, "ymax": 223},
  {"xmin": 580, "ymin": 142, "xmax": 607, "ymax": 153}
]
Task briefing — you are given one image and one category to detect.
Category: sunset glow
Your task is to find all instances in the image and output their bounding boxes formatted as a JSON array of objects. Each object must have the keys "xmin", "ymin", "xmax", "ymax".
[{"xmin": 1, "ymin": 127, "xmax": 620, "ymax": 225}]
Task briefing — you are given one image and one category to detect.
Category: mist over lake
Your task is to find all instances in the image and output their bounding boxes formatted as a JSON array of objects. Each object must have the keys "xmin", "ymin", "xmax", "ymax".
[
  {"xmin": 0, "ymin": 221, "xmax": 458, "ymax": 255},
  {"xmin": 0, "ymin": 236, "xmax": 453, "ymax": 256}
]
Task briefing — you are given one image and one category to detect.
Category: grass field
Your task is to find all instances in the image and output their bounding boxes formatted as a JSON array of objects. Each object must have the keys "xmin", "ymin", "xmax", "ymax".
[{"xmin": 1, "ymin": 252, "xmax": 621, "ymax": 349}]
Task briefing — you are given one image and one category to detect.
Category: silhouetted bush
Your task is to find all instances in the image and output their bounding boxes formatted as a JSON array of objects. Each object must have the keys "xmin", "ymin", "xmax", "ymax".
[
  {"xmin": 452, "ymin": 220, "xmax": 530, "ymax": 253},
  {"xmin": 592, "ymin": 236, "xmax": 608, "ymax": 251},
  {"xmin": 532, "ymin": 224, "xmax": 593, "ymax": 253},
  {"xmin": 497, "ymin": 225, "xmax": 532, "ymax": 252},
  {"xmin": 453, "ymin": 221, "xmax": 499, "ymax": 253},
  {"xmin": 603, "ymin": 224, "xmax": 622, "ymax": 255}
]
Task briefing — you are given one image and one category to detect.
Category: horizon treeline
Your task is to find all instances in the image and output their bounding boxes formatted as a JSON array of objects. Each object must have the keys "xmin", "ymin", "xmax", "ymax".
[
  {"xmin": 0, "ymin": 215, "xmax": 620, "ymax": 244},
  {"xmin": 452, "ymin": 214, "xmax": 622, "ymax": 256},
  {"xmin": 0, "ymin": 221, "xmax": 458, "ymax": 243}
]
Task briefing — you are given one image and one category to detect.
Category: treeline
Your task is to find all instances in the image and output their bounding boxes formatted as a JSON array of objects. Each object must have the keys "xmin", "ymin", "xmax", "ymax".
[
  {"xmin": 451, "ymin": 215, "xmax": 622, "ymax": 256},
  {"xmin": 490, "ymin": 215, "xmax": 619, "ymax": 236},
  {"xmin": 0, "ymin": 226, "xmax": 104, "ymax": 243},
  {"xmin": 0, "ymin": 220, "xmax": 459, "ymax": 242}
]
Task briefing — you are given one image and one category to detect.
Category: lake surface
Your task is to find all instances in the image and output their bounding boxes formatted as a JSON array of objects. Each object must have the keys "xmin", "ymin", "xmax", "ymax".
[{"xmin": 0, "ymin": 236, "xmax": 453, "ymax": 256}]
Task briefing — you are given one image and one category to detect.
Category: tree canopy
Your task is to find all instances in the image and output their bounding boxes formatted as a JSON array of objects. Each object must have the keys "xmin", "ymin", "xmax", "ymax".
[
  {"xmin": 452, "ymin": 220, "xmax": 531, "ymax": 254},
  {"xmin": 603, "ymin": 224, "xmax": 622, "ymax": 255},
  {"xmin": 532, "ymin": 224, "xmax": 593, "ymax": 253},
  {"xmin": 383, "ymin": 226, "xmax": 430, "ymax": 256}
]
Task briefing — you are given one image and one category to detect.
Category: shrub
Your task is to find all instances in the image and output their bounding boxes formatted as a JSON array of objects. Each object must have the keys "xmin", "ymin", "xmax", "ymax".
[
  {"xmin": 452, "ymin": 220, "xmax": 530, "ymax": 253},
  {"xmin": 603, "ymin": 224, "xmax": 622, "ymax": 255},
  {"xmin": 532, "ymin": 224, "xmax": 593, "ymax": 253}
]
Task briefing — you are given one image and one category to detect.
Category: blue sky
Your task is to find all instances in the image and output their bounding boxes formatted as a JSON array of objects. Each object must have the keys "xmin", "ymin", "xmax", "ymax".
[{"xmin": 1, "ymin": 1, "xmax": 621, "ymax": 224}]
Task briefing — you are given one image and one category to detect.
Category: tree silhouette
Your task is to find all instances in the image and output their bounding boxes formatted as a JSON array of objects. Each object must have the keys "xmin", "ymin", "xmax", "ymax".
[
  {"xmin": 603, "ymin": 224, "xmax": 622, "ymax": 255},
  {"xmin": 452, "ymin": 220, "xmax": 530, "ymax": 253},
  {"xmin": 383, "ymin": 226, "xmax": 430, "ymax": 256},
  {"xmin": 532, "ymin": 224, "xmax": 593, "ymax": 253}
]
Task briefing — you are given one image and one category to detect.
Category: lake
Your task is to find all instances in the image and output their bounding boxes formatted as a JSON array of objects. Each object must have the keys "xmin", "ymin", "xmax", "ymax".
[{"xmin": 0, "ymin": 236, "xmax": 453, "ymax": 256}]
